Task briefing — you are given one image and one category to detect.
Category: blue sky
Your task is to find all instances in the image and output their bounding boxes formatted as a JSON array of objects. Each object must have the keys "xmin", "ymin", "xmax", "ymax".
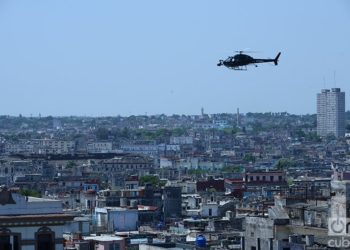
[{"xmin": 0, "ymin": 0, "xmax": 349, "ymax": 116}]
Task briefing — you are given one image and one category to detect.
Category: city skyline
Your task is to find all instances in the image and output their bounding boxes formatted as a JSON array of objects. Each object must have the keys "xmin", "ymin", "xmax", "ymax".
[{"xmin": 1, "ymin": 0, "xmax": 350, "ymax": 116}]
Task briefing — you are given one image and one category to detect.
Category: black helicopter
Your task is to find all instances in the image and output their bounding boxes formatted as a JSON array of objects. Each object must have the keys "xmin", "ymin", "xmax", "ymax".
[{"xmin": 217, "ymin": 51, "xmax": 281, "ymax": 70}]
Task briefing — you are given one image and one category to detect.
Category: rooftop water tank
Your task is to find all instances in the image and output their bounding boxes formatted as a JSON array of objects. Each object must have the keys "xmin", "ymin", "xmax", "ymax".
[
  {"xmin": 196, "ymin": 235, "xmax": 206, "ymax": 248},
  {"xmin": 130, "ymin": 199, "xmax": 138, "ymax": 208},
  {"xmin": 120, "ymin": 197, "xmax": 127, "ymax": 207}
]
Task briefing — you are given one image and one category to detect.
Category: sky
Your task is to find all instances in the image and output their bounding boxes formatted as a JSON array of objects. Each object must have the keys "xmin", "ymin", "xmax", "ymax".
[{"xmin": 0, "ymin": 0, "xmax": 349, "ymax": 116}]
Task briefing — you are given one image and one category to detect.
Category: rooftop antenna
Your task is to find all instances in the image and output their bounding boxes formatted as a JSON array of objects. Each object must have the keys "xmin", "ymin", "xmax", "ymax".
[
  {"xmin": 333, "ymin": 71, "xmax": 337, "ymax": 87},
  {"xmin": 323, "ymin": 76, "xmax": 326, "ymax": 88}
]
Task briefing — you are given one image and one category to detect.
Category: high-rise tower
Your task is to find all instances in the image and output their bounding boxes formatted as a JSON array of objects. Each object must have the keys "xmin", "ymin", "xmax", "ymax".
[{"xmin": 317, "ymin": 88, "xmax": 345, "ymax": 137}]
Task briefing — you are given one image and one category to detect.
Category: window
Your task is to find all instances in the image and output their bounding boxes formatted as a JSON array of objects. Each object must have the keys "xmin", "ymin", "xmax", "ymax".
[
  {"xmin": 0, "ymin": 229, "xmax": 20, "ymax": 250},
  {"xmin": 0, "ymin": 235, "xmax": 11, "ymax": 250},
  {"xmin": 262, "ymin": 176, "xmax": 266, "ymax": 181},
  {"xmin": 270, "ymin": 176, "xmax": 274, "ymax": 182},
  {"xmin": 35, "ymin": 227, "xmax": 55, "ymax": 250},
  {"xmin": 109, "ymin": 243, "xmax": 120, "ymax": 250}
]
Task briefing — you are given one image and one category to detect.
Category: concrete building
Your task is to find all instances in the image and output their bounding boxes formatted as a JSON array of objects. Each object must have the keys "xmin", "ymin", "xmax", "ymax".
[
  {"xmin": 196, "ymin": 177, "xmax": 225, "ymax": 192},
  {"xmin": 0, "ymin": 160, "xmax": 36, "ymax": 185},
  {"xmin": 120, "ymin": 144, "xmax": 159, "ymax": 156},
  {"xmin": 163, "ymin": 186, "xmax": 182, "ymax": 219},
  {"xmin": 201, "ymin": 202, "xmax": 219, "ymax": 217},
  {"xmin": 63, "ymin": 217, "xmax": 91, "ymax": 236},
  {"xmin": 244, "ymin": 205, "xmax": 323, "ymax": 249},
  {"xmin": 98, "ymin": 155, "xmax": 154, "ymax": 172},
  {"xmin": 169, "ymin": 136, "xmax": 193, "ymax": 145},
  {"xmin": 4, "ymin": 140, "xmax": 34, "ymax": 155},
  {"xmin": 83, "ymin": 235, "xmax": 125, "ymax": 250},
  {"xmin": 245, "ymin": 171, "xmax": 286, "ymax": 186},
  {"xmin": 0, "ymin": 187, "xmax": 74, "ymax": 250},
  {"xmin": 87, "ymin": 141, "xmax": 113, "ymax": 153},
  {"xmin": 317, "ymin": 88, "xmax": 345, "ymax": 137},
  {"xmin": 95, "ymin": 207, "xmax": 139, "ymax": 232}
]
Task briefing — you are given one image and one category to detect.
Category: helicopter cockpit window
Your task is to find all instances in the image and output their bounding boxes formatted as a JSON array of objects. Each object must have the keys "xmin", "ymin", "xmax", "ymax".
[{"xmin": 225, "ymin": 57, "xmax": 233, "ymax": 62}]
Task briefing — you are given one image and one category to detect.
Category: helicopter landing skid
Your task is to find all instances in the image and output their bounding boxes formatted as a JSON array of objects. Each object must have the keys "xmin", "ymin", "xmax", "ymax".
[{"xmin": 231, "ymin": 66, "xmax": 247, "ymax": 71}]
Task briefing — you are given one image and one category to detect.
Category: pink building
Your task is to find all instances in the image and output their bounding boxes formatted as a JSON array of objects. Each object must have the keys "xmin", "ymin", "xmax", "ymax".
[{"xmin": 245, "ymin": 171, "xmax": 286, "ymax": 185}]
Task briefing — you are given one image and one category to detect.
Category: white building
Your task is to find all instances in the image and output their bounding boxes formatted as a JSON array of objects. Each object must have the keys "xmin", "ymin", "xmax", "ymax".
[
  {"xmin": 87, "ymin": 141, "xmax": 113, "ymax": 153},
  {"xmin": 120, "ymin": 144, "xmax": 159, "ymax": 156},
  {"xmin": 4, "ymin": 140, "xmax": 34, "ymax": 155},
  {"xmin": 83, "ymin": 235, "xmax": 125, "ymax": 250},
  {"xmin": 0, "ymin": 187, "xmax": 74, "ymax": 250},
  {"xmin": 317, "ymin": 88, "xmax": 345, "ymax": 137},
  {"xmin": 201, "ymin": 202, "xmax": 219, "ymax": 217},
  {"xmin": 170, "ymin": 136, "xmax": 193, "ymax": 145},
  {"xmin": 160, "ymin": 158, "xmax": 173, "ymax": 168},
  {"xmin": 33, "ymin": 139, "xmax": 76, "ymax": 155},
  {"xmin": 0, "ymin": 160, "xmax": 37, "ymax": 185},
  {"xmin": 95, "ymin": 207, "xmax": 138, "ymax": 232}
]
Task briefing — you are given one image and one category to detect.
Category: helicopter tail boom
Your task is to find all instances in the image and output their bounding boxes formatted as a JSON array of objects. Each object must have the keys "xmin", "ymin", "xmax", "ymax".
[{"xmin": 274, "ymin": 52, "xmax": 281, "ymax": 65}]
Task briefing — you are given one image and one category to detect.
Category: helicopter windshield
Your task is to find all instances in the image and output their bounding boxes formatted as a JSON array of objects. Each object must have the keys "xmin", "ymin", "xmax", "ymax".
[{"xmin": 224, "ymin": 57, "xmax": 233, "ymax": 63}]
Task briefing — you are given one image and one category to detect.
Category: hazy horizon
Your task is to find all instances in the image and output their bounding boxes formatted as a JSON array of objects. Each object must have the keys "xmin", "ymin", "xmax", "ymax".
[{"xmin": 0, "ymin": 110, "xmax": 331, "ymax": 118}]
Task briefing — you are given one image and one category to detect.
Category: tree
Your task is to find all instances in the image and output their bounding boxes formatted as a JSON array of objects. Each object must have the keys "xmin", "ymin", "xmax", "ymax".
[
  {"xmin": 275, "ymin": 158, "xmax": 295, "ymax": 170},
  {"xmin": 222, "ymin": 166, "xmax": 243, "ymax": 173},
  {"xmin": 95, "ymin": 127, "xmax": 109, "ymax": 140},
  {"xmin": 252, "ymin": 122, "xmax": 263, "ymax": 133},
  {"xmin": 172, "ymin": 128, "xmax": 187, "ymax": 136},
  {"xmin": 223, "ymin": 127, "xmax": 239, "ymax": 135},
  {"xmin": 305, "ymin": 132, "xmax": 322, "ymax": 142},
  {"xmin": 121, "ymin": 127, "xmax": 130, "ymax": 139},
  {"xmin": 188, "ymin": 169, "xmax": 208, "ymax": 176},
  {"xmin": 66, "ymin": 160, "xmax": 77, "ymax": 169},
  {"xmin": 139, "ymin": 175, "xmax": 165, "ymax": 187},
  {"xmin": 293, "ymin": 129, "xmax": 305, "ymax": 138},
  {"xmin": 243, "ymin": 154, "xmax": 256, "ymax": 163},
  {"xmin": 19, "ymin": 188, "xmax": 41, "ymax": 198},
  {"xmin": 287, "ymin": 177, "xmax": 294, "ymax": 186}
]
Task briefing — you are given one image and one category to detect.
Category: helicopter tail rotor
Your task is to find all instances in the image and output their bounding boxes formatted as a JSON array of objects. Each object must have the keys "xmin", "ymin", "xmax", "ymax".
[{"xmin": 274, "ymin": 52, "xmax": 281, "ymax": 65}]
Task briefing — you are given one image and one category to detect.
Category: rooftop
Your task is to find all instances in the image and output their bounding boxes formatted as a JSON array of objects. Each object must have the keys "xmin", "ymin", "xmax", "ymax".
[{"xmin": 84, "ymin": 235, "xmax": 124, "ymax": 242}]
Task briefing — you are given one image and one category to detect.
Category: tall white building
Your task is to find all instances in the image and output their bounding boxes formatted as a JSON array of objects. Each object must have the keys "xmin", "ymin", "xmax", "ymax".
[{"xmin": 317, "ymin": 88, "xmax": 345, "ymax": 137}]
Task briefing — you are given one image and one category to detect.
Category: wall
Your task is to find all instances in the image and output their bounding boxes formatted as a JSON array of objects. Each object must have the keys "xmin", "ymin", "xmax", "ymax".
[
  {"xmin": 108, "ymin": 209, "xmax": 138, "ymax": 231},
  {"xmin": 201, "ymin": 203, "xmax": 218, "ymax": 217},
  {"xmin": 245, "ymin": 217, "xmax": 274, "ymax": 250},
  {"xmin": 4, "ymin": 225, "xmax": 64, "ymax": 250},
  {"xmin": 0, "ymin": 193, "xmax": 62, "ymax": 216}
]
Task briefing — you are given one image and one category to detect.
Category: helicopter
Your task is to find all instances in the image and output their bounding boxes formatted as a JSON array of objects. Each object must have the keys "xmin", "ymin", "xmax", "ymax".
[{"xmin": 217, "ymin": 51, "xmax": 281, "ymax": 70}]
